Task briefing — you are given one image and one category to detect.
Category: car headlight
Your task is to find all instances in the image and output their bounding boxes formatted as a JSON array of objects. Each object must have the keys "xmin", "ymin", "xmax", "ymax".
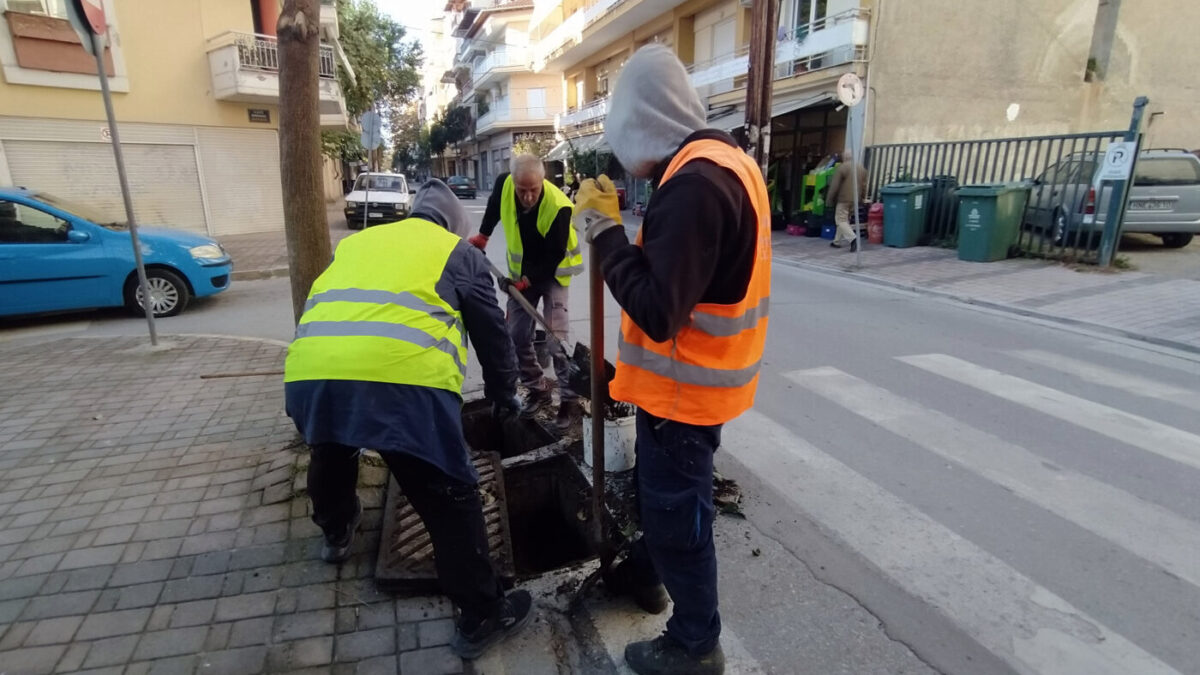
[
  {"xmin": 346, "ymin": 201, "xmax": 358, "ymax": 208},
  {"xmin": 189, "ymin": 244, "xmax": 226, "ymax": 260}
]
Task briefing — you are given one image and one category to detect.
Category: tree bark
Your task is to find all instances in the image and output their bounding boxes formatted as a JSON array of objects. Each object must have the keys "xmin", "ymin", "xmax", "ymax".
[
  {"xmin": 277, "ymin": 0, "xmax": 331, "ymax": 324},
  {"xmin": 744, "ymin": 0, "xmax": 780, "ymax": 178}
]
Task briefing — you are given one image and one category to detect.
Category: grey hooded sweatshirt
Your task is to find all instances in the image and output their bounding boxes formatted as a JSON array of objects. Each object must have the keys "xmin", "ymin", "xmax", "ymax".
[
  {"xmin": 284, "ymin": 178, "xmax": 517, "ymax": 484},
  {"xmin": 594, "ymin": 46, "xmax": 760, "ymax": 346}
]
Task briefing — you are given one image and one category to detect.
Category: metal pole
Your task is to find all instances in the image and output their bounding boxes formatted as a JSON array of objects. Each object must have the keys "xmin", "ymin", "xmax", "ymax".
[
  {"xmin": 93, "ymin": 33, "xmax": 157, "ymax": 345},
  {"xmin": 589, "ymin": 243, "xmax": 609, "ymax": 569},
  {"xmin": 744, "ymin": 0, "xmax": 780, "ymax": 176},
  {"xmin": 852, "ymin": 88, "xmax": 866, "ymax": 267},
  {"xmin": 1099, "ymin": 96, "xmax": 1148, "ymax": 267}
]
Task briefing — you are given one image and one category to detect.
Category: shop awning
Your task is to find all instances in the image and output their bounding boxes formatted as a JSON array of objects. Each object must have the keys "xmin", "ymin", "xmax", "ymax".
[
  {"xmin": 556, "ymin": 133, "xmax": 609, "ymax": 157},
  {"xmin": 546, "ymin": 140, "xmax": 571, "ymax": 162},
  {"xmin": 705, "ymin": 92, "xmax": 837, "ymax": 132}
]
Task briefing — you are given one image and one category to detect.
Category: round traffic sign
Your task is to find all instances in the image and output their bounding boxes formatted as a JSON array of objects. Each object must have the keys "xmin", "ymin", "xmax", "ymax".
[
  {"xmin": 837, "ymin": 73, "xmax": 865, "ymax": 107},
  {"xmin": 77, "ymin": 0, "xmax": 106, "ymax": 35}
]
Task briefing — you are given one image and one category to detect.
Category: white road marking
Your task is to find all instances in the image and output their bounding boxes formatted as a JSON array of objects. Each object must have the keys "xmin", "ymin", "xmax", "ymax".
[
  {"xmin": 788, "ymin": 366, "xmax": 1200, "ymax": 588},
  {"xmin": 725, "ymin": 410, "xmax": 1181, "ymax": 675},
  {"xmin": 899, "ymin": 353, "xmax": 1200, "ymax": 472},
  {"xmin": 1009, "ymin": 348, "xmax": 1200, "ymax": 412},
  {"xmin": 0, "ymin": 320, "xmax": 91, "ymax": 342}
]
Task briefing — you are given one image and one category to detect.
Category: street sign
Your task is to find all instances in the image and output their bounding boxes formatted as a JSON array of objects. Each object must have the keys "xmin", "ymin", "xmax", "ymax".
[
  {"xmin": 1099, "ymin": 141, "xmax": 1137, "ymax": 181},
  {"xmin": 360, "ymin": 110, "xmax": 384, "ymax": 150},
  {"xmin": 65, "ymin": 0, "xmax": 101, "ymax": 55},
  {"xmin": 837, "ymin": 73, "xmax": 865, "ymax": 107},
  {"xmin": 78, "ymin": 0, "xmax": 107, "ymax": 35}
]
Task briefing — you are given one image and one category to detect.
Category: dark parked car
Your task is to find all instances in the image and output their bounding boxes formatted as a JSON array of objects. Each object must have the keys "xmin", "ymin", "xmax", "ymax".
[{"xmin": 447, "ymin": 176, "xmax": 477, "ymax": 200}]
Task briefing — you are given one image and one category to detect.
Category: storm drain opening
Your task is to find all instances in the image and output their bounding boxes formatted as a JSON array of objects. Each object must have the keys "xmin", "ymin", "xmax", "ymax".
[
  {"xmin": 504, "ymin": 454, "xmax": 596, "ymax": 576},
  {"xmin": 377, "ymin": 399, "xmax": 601, "ymax": 590}
]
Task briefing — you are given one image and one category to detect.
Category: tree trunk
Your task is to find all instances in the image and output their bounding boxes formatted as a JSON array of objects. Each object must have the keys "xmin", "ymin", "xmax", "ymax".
[
  {"xmin": 277, "ymin": 0, "xmax": 330, "ymax": 324},
  {"xmin": 745, "ymin": 0, "xmax": 780, "ymax": 178}
]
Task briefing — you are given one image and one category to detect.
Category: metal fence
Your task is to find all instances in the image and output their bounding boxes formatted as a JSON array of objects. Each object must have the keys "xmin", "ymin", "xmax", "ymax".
[
  {"xmin": 863, "ymin": 131, "xmax": 1132, "ymax": 262},
  {"xmin": 234, "ymin": 33, "xmax": 338, "ymax": 80}
]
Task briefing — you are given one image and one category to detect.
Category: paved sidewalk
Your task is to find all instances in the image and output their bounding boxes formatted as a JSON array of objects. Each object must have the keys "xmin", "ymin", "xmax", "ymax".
[
  {"xmin": 773, "ymin": 233, "xmax": 1200, "ymax": 352},
  {"xmin": 0, "ymin": 336, "xmax": 469, "ymax": 675},
  {"xmin": 221, "ymin": 202, "xmax": 354, "ymax": 281}
]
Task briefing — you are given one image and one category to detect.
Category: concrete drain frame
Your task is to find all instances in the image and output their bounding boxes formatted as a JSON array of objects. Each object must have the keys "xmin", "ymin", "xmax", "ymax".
[{"xmin": 376, "ymin": 397, "xmax": 611, "ymax": 592}]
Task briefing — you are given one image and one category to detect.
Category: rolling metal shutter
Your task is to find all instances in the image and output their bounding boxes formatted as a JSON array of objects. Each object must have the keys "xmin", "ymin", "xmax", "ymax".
[
  {"xmin": 195, "ymin": 127, "xmax": 285, "ymax": 236},
  {"xmin": 1, "ymin": 140, "xmax": 209, "ymax": 234}
]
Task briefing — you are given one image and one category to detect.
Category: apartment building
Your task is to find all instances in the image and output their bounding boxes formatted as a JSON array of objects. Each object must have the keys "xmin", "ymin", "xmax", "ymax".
[
  {"xmin": 0, "ymin": 0, "xmax": 350, "ymax": 236},
  {"xmin": 435, "ymin": 0, "xmax": 561, "ymax": 187}
]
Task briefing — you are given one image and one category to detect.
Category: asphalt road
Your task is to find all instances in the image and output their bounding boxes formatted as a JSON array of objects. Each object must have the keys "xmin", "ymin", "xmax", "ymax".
[{"xmin": 5, "ymin": 195, "xmax": 1200, "ymax": 674}]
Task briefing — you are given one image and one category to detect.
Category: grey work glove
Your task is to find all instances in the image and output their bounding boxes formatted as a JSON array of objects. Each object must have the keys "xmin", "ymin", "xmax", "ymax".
[{"xmin": 491, "ymin": 394, "xmax": 522, "ymax": 422}]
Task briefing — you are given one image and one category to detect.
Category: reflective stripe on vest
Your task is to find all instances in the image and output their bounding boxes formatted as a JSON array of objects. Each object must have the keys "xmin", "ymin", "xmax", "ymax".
[
  {"xmin": 499, "ymin": 175, "xmax": 583, "ymax": 286},
  {"xmin": 608, "ymin": 139, "xmax": 772, "ymax": 426},
  {"xmin": 284, "ymin": 217, "xmax": 468, "ymax": 393}
]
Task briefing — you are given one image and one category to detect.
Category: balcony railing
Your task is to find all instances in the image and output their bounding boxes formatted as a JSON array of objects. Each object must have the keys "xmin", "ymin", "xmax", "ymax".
[
  {"xmin": 228, "ymin": 32, "xmax": 337, "ymax": 79},
  {"xmin": 472, "ymin": 47, "xmax": 529, "ymax": 83},
  {"xmin": 557, "ymin": 95, "xmax": 609, "ymax": 129},
  {"xmin": 477, "ymin": 103, "xmax": 565, "ymax": 133}
]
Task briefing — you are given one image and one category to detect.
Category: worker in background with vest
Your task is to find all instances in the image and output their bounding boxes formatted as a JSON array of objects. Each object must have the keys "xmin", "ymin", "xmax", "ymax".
[
  {"xmin": 283, "ymin": 179, "xmax": 532, "ymax": 660},
  {"xmin": 573, "ymin": 45, "xmax": 772, "ymax": 675},
  {"xmin": 468, "ymin": 154, "xmax": 584, "ymax": 431}
]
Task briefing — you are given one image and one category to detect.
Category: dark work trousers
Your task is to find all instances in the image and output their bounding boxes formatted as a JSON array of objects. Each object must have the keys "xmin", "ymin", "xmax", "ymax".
[
  {"xmin": 505, "ymin": 278, "xmax": 576, "ymax": 401},
  {"xmin": 307, "ymin": 443, "xmax": 504, "ymax": 626},
  {"xmin": 625, "ymin": 408, "xmax": 723, "ymax": 656}
]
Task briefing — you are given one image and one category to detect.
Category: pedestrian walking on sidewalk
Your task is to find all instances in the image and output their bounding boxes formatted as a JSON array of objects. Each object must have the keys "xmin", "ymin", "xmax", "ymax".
[
  {"xmin": 467, "ymin": 154, "xmax": 585, "ymax": 432},
  {"xmin": 828, "ymin": 147, "xmax": 868, "ymax": 251},
  {"xmin": 283, "ymin": 179, "xmax": 532, "ymax": 660},
  {"xmin": 574, "ymin": 44, "xmax": 772, "ymax": 675}
]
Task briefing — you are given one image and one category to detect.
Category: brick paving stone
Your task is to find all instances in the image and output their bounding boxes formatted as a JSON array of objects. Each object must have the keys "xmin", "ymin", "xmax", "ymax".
[
  {"xmin": 0, "ymin": 644, "xmax": 68, "ymax": 674},
  {"xmin": 58, "ymin": 545, "xmax": 126, "ymax": 571},
  {"xmin": 57, "ymin": 640, "xmax": 91, "ymax": 671},
  {"xmin": 15, "ymin": 552, "xmax": 64, "ymax": 577},
  {"xmin": 142, "ymin": 653, "xmax": 198, "ymax": 675},
  {"xmin": 214, "ymin": 591, "xmax": 277, "ymax": 622},
  {"xmin": 198, "ymin": 645, "xmax": 268, "ymax": 674},
  {"xmin": 396, "ymin": 623, "xmax": 418, "ymax": 652},
  {"xmin": 191, "ymin": 551, "xmax": 232, "ymax": 577},
  {"xmin": 274, "ymin": 608, "xmax": 335, "ymax": 642},
  {"xmin": 398, "ymin": 646, "xmax": 463, "ymax": 675},
  {"xmin": 272, "ymin": 636, "xmax": 335, "ymax": 669},
  {"xmin": 81, "ymin": 634, "xmax": 141, "ymax": 669},
  {"xmin": 335, "ymin": 626, "xmax": 396, "ymax": 663},
  {"xmin": 159, "ymin": 575, "xmax": 225, "ymax": 604},
  {"xmin": 132, "ymin": 626, "xmax": 208, "ymax": 660},
  {"xmin": 0, "ymin": 620, "xmax": 35, "ymax": 649},
  {"xmin": 395, "ymin": 597, "xmax": 455, "ymax": 623},
  {"xmin": 111, "ymin": 582, "xmax": 165, "ymax": 611},
  {"xmin": 417, "ymin": 618, "xmax": 456, "ymax": 648},
  {"xmin": 166, "ymin": 599, "xmax": 216, "ymax": 628},
  {"xmin": 109, "ymin": 559, "xmax": 173, "ymax": 588},
  {"xmin": 226, "ymin": 616, "xmax": 274, "ymax": 649},
  {"xmin": 355, "ymin": 655, "xmax": 399, "ymax": 675},
  {"xmin": 76, "ymin": 608, "xmax": 152, "ymax": 640},
  {"xmin": 19, "ymin": 590, "xmax": 99, "ymax": 620},
  {"xmin": 23, "ymin": 614, "xmax": 84, "ymax": 646}
]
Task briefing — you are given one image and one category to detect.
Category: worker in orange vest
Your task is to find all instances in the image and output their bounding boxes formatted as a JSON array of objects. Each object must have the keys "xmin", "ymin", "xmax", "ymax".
[{"xmin": 574, "ymin": 45, "xmax": 771, "ymax": 675}]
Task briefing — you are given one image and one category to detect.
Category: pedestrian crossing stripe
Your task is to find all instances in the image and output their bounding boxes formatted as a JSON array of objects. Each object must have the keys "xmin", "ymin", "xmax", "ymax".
[
  {"xmin": 898, "ymin": 353, "xmax": 1200, "ymax": 472},
  {"xmin": 1008, "ymin": 349, "xmax": 1200, "ymax": 413},
  {"xmin": 787, "ymin": 366, "xmax": 1200, "ymax": 589},
  {"xmin": 724, "ymin": 409, "xmax": 1183, "ymax": 675}
]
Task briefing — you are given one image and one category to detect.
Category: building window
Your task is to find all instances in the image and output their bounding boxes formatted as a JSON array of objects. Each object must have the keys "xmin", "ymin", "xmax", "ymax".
[{"xmin": 6, "ymin": 0, "xmax": 69, "ymax": 18}]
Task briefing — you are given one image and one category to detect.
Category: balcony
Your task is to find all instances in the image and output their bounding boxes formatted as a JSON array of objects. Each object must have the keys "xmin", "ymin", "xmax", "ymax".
[
  {"xmin": 688, "ymin": 8, "xmax": 870, "ymax": 97},
  {"xmin": 471, "ymin": 47, "xmax": 530, "ymax": 89},
  {"xmin": 533, "ymin": 0, "xmax": 680, "ymax": 72},
  {"xmin": 319, "ymin": 0, "xmax": 338, "ymax": 39},
  {"xmin": 206, "ymin": 32, "xmax": 348, "ymax": 128},
  {"xmin": 556, "ymin": 95, "xmax": 609, "ymax": 130},
  {"xmin": 476, "ymin": 101, "xmax": 564, "ymax": 137}
]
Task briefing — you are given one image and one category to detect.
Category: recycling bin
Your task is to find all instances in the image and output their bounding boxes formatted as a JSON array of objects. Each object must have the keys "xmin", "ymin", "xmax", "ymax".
[
  {"xmin": 880, "ymin": 183, "xmax": 932, "ymax": 248},
  {"xmin": 955, "ymin": 183, "xmax": 1031, "ymax": 262}
]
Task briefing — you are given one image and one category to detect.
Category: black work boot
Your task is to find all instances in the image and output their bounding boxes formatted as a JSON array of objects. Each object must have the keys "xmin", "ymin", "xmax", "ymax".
[
  {"xmin": 320, "ymin": 500, "xmax": 362, "ymax": 564},
  {"xmin": 555, "ymin": 399, "xmax": 582, "ymax": 433},
  {"xmin": 603, "ymin": 557, "xmax": 668, "ymax": 615},
  {"xmin": 449, "ymin": 590, "xmax": 534, "ymax": 660},
  {"xmin": 625, "ymin": 634, "xmax": 725, "ymax": 675},
  {"xmin": 520, "ymin": 389, "xmax": 553, "ymax": 418}
]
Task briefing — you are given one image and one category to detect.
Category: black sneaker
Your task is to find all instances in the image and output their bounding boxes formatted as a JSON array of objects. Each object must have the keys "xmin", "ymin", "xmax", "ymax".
[
  {"xmin": 625, "ymin": 634, "xmax": 725, "ymax": 675},
  {"xmin": 603, "ymin": 558, "xmax": 668, "ymax": 615},
  {"xmin": 449, "ymin": 590, "xmax": 534, "ymax": 660},
  {"xmin": 520, "ymin": 389, "xmax": 553, "ymax": 418},
  {"xmin": 320, "ymin": 501, "xmax": 362, "ymax": 564},
  {"xmin": 554, "ymin": 399, "xmax": 582, "ymax": 432},
  {"xmin": 829, "ymin": 241, "xmax": 842, "ymax": 248},
  {"xmin": 850, "ymin": 238, "xmax": 859, "ymax": 252}
]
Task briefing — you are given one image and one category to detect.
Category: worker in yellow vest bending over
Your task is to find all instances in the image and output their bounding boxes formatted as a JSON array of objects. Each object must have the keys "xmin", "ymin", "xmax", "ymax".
[
  {"xmin": 284, "ymin": 179, "xmax": 531, "ymax": 660},
  {"xmin": 467, "ymin": 154, "xmax": 583, "ymax": 432}
]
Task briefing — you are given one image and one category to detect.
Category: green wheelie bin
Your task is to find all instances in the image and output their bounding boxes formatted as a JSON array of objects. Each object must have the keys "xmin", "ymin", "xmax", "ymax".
[
  {"xmin": 955, "ymin": 183, "xmax": 1031, "ymax": 262},
  {"xmin": 879, "ymin": 183, "xmax": 931, "ymax": 248}
]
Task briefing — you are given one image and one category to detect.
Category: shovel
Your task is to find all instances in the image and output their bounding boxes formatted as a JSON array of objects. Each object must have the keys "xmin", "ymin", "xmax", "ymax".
[{"xmin": 481, "ymin": 256, "xmax": 614, "ymax": 405}]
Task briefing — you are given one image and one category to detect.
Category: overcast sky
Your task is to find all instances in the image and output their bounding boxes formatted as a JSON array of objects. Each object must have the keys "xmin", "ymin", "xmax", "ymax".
[{"xmin": 376, "ymin": 0, "xmax": 443, "ymax": 59}]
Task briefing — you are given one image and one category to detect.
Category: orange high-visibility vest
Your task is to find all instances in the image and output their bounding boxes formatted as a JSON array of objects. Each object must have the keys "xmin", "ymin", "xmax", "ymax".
[{"xmin": 609, "ymin": 139, "xmax": 772, "ymax": 426}]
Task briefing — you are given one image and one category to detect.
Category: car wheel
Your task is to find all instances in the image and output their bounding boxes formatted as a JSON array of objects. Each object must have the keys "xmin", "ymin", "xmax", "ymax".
[
  {"xmin": 124, "ymin": 268, "xmax": 190, "ymax": 318},
  {"xmin": 1160, "ymin": 233, "xmax": 1194, "ymax": 249}
]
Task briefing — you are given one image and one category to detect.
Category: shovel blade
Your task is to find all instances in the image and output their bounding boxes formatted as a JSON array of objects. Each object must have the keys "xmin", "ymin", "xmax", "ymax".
[{"xmin": 567, "ymin": 342, "xmax": 616, "ymax": 403}]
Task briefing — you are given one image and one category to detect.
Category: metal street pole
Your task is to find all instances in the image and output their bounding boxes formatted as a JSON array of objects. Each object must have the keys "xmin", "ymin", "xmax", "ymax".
[
  {"xmin": 92, "ymin": 33, "xmax": 157, "ymax": 345},
  {"xmin": 1098, "ymin": 96, "xmax": 1148, "ymax": 267}
]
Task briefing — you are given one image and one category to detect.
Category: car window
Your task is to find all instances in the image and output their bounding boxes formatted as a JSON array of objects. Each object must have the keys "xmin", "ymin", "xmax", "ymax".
[
  {"xmin": 1134, "ymin": 158, "xmax": 1200, "ymax": 186},
  {"xmin": 0, "ymin": 200, "xmax": 69, "ymax": 244},
  {"xmin": 354, "ymin": 175, "xmax": 405, "ymax": 192}
]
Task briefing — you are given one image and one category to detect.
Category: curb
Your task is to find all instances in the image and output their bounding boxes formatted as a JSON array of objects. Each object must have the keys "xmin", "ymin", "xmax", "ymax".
[
  {"xmin": 775, "ymin": 256, "xmax": 1200, "ymax": 357},
  {"xmin": 231, "ymin": 267, "xmax": 289, "ymax": 281}
]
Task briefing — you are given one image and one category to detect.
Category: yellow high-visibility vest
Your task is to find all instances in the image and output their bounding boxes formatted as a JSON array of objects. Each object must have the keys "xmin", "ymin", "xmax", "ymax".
[
  {"xmin": 499, "ymin": 175, "xmax": 582, "ymax": 286},
  {"xmin": 284, "ymin": 217, "xmax": 468, "ymax": 394}
]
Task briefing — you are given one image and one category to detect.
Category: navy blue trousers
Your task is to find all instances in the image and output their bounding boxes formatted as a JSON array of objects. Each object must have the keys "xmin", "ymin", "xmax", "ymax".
[{"xmin": 626, "ymin": 408, "xmax": 722, "ymax": 656}]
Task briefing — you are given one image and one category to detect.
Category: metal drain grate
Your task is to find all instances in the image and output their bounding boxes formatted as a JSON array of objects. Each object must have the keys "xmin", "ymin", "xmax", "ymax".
[{"xmin": 375, "ymin": 451, "xmax": 515, "ymax": 590}]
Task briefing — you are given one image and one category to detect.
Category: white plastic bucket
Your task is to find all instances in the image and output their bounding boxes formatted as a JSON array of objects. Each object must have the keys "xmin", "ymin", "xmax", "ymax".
[{"xmin": 582, "ymin": 414, "xmax": 636, "ymax": 472}]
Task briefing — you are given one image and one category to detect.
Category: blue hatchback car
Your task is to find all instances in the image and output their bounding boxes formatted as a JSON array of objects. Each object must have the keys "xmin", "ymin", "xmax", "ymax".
[{"xmin": 0, "ymin": 188, "xmax": 233, "ymax": 318}]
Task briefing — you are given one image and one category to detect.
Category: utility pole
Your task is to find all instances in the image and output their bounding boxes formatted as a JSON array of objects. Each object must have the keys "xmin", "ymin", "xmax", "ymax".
[
  {"xmin": 277, "ymin": 0, "xmax": 331, "ymax": 323},
  {"xmin": 744, "ymin": 0, "xmax": 780, "ymax": 176}
]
